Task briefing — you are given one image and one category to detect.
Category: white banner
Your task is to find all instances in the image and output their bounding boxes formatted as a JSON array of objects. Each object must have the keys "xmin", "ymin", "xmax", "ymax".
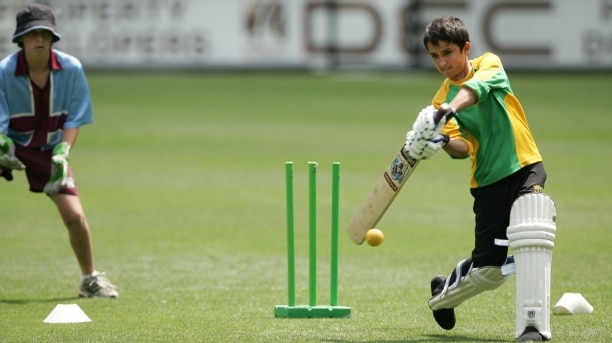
[{"xmin": 1, "ymin": 0, "xmax": 610, "ymax": 69}]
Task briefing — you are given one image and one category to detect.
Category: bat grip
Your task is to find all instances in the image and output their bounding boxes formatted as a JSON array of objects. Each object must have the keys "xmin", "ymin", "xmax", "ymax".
[{"xmin": 434, "ymin": 104, "xmax": 456, "ymax": 124}]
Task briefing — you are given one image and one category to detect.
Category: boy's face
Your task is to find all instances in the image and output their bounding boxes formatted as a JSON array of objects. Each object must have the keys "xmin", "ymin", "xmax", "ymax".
[
  {"xmin": 426, "ymin": 41, "xmax": 471, "ymax": 81},
  {"xmin": 20, "ymin": 29, "xmax": 53, "ymax": 55}
]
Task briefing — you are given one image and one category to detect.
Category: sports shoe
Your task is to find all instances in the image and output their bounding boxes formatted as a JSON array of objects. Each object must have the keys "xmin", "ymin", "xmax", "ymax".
[
  {"xmin": 517, "ymin": 326, "xmax": 546, "ymax": 342},
  {"xmin": 79, "ymin": 271, "xmax": 119, "ymax": 298},
  {"xmin": 430, "ymin": 275, "xmax": 455, "ymax": 330}
]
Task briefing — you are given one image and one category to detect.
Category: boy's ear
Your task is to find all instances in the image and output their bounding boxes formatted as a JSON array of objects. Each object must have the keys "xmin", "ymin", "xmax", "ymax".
[{"xmin": 463, "ymin": 41, "xmax": 471, "ymax": 55}]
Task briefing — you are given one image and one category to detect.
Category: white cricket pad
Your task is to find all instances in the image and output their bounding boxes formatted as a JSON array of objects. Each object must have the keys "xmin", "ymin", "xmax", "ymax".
[
  {"xmin": 507, "ymin": 193, "xmax": 556, "ymax": 340},
  {"xmin": 429, "ymin": 261, "xmax": 508, "ymax": 311}
]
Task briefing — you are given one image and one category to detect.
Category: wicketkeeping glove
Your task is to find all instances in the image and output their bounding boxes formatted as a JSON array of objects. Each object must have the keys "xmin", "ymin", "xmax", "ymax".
[
  {"xmin": 0, "ymin": 135, "xmax": 25, "ymax": 170},
  {"xmin": 43, "ymin": 142, "xmax": 75, "ymax": 195},
  {"xmin": 1, "ymin": 168, "xmax": 14, "ymax": 181}
]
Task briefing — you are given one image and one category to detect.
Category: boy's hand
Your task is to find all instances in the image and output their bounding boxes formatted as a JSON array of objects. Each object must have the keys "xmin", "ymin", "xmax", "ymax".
[
  {"xmin": 411, "ymin": 106, "xmax": 438, "ymax": 140},
  {"xmin": 44, "ymin": 142, "xmax": 75, "ymax": 195},
  {"xmin": 1, "ymin": 167, "xmax": 13, "ymax": 181},
  {"xmin": 410, "ymin": 104, "xmax": 455, "ymax": 142},
  {"xmin": 405, "ymin": 131, "xmax": 449, "ymax": 160},
  {"xmin": 0, "ymin": 135, "xmax": 25, "ymax": 170}
]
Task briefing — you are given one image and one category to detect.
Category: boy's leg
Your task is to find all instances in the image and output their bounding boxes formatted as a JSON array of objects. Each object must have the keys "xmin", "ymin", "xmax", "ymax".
[
  {"xmin": 429, "ymin": 257, "xmax": 510, "ymax": 329},
  {"xmin": 428, "ymin": 176, "xmax": 514, "ymax": 330},
  {"xmin": 51, "ymin": 193, "xmax": 118, "ymax": 298},
  {"xmin": 51, "ymin": 193, "xmax": 94, "ymax": 275}
]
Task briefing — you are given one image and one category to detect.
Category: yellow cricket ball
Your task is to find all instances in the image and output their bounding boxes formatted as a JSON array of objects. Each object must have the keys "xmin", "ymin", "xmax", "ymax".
[{"xmin": 365, "ymin": 228, "xmax": 384, "ymax": 246}]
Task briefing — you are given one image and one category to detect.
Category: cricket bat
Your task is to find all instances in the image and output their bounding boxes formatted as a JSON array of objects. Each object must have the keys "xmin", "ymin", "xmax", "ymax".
[
  {"xmin": 346, "ymin": 107, "xmax": 455, "ymax": 244},
  {"xmin": 346, "ymin": 146, "xmax": 419, "ymax": 244}
]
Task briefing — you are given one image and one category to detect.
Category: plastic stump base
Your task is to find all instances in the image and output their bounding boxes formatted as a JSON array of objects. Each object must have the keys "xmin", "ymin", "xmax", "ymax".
[{"xmin": 274, "ymin": 305, "xmax": 352, "ymax": 318}]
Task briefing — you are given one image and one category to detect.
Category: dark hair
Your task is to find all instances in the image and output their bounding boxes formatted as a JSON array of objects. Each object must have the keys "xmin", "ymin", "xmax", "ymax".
[{"xmin": 423, "ymin": 16, "xmax": 470, "ymax": 51}]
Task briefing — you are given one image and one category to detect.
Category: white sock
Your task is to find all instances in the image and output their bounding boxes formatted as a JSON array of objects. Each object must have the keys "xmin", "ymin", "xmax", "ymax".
[{"xmin": 81, "ymin": 273, "xmax": 95, "ymax": 282}]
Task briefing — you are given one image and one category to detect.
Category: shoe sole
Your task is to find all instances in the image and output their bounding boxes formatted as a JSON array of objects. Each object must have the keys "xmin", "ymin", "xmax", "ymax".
[
  {"xmin": 430, "ymin": 275, "xmax": 456, "ymax": 330},
  {"xmin": 517, "ymin": 327, "xmax": 545, "ymax": 342},
  {"xmin": 79, "ymin": 292, "xmax": 118, "ymax": 298}
]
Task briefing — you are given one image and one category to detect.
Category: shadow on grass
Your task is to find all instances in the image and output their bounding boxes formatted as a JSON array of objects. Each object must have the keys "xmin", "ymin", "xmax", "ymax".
[
  {"xmin": 0, "ymin": 296, "xmax": 79, "ymax": 305},
  {"xmin": 324, "ymin": 334, "xmax": 514, "ymax": 342}
]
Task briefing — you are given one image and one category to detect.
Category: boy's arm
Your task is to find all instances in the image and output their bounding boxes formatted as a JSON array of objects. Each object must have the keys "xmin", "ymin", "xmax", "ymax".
[
  {"xmin": 437, "ymin": 89, "xmax": 476, "ymax": 158},
  {"xmin": 442, "ymin": 135, "xmax": 469, "ymax": 158},
  {"xmin": 447, "ymin": 86, "xmax": 477, "ymax": 112},
  {"xmin": 61, "ymin": 128, "xmax": 79, "ymax": 148}
]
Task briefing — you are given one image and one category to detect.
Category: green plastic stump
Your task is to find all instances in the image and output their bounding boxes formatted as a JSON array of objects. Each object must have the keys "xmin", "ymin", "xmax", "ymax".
[
  {"xmin": 275, "ymin": 162, "xmax": 351, "ymax": 319},
  {"xmin": 274, "ymin": 305, "xmax": 352, "ymax": 318}
]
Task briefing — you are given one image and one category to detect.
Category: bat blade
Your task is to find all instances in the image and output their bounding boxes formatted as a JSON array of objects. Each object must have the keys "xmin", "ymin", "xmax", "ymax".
[{"xmin": 346, "ymin": 145, "xmax": 419, "ymax": 244}]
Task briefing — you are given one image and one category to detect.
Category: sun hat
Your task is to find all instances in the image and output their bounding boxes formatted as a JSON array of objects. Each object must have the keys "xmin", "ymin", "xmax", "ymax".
[{"xmin": 12, "ymin": 4, "xmax": 61, "ymax": 43}]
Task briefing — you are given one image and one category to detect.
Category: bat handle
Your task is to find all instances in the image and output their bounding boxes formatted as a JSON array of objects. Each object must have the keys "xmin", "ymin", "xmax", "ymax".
[{"xmin": 433, "ymin": 103, "xmax": 456, "ymax": 124}]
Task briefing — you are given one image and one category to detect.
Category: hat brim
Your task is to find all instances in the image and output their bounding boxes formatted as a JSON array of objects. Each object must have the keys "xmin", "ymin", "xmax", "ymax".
[{"xmin": 12, "ymin": 24, "xmax": 61, "ymax": 43}]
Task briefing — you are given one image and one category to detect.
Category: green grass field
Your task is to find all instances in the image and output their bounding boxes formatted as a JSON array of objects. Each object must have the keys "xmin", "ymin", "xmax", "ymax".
[{"xmin": 1, "ymin": 71, "xmax": 610, "ymax": 342}]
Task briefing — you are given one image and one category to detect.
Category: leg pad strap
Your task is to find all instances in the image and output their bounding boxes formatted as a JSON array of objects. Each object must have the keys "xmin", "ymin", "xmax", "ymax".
[{"xmin": 429, "ymin": 264, "xmax": 507, "ymax": 311}]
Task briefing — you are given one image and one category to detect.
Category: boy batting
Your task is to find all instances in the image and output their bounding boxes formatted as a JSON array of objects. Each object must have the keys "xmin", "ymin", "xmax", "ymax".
[{"xmin": 404, "ymin": 16, "xmax": 555, "ymax": 342}]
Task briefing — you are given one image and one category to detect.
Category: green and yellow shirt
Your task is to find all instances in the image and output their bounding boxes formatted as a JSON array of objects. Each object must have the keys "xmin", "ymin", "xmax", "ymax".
[{"xmin": 434, "ymin": 52, "xmax": 542, "ymax": 188}]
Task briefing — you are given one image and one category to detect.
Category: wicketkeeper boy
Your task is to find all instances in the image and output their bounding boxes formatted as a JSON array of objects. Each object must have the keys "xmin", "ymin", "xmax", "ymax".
[
  {"xmin": 404, "ymin": 16, "xmax": 556, "ymax": 342},
  {"xmin": 0, "ymin": 3, "xmax": 118, "ymax": 298}
]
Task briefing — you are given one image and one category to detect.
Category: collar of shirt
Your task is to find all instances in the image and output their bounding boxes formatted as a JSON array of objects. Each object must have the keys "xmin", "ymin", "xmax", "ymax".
[{"xmin": 14, "ymin": 49, "xmax": 62, "ymax": 76}]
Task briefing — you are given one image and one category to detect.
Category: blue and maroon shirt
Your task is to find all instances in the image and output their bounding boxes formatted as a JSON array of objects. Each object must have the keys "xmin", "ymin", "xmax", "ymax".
[{"xmin": 0, "ymin": 49, "xmax": 93, "ymax": 151}]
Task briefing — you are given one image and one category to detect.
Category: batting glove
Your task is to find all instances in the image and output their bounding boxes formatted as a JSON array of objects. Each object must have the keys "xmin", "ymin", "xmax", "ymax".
[
  {"xmin": 411, "ymin": 105, "xmax": 455, "ymax": 141},
  {"xmin": 411, "ymin": 106, "xmax": 439, "ymax": 141},
  {"xmin": 0, "ymin": 135, "xmax": 25, "ymax": 170},
  {"xmin": 434, "ymin": 104, "xmax": 455, "ymax": 129},
  {"xmin": 44, "ymin": 142, "xmax": 75, "ymax": 195},
  {"xmin": 405, "ymin": 131, "xmax": 449, "ymax": 160}
]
